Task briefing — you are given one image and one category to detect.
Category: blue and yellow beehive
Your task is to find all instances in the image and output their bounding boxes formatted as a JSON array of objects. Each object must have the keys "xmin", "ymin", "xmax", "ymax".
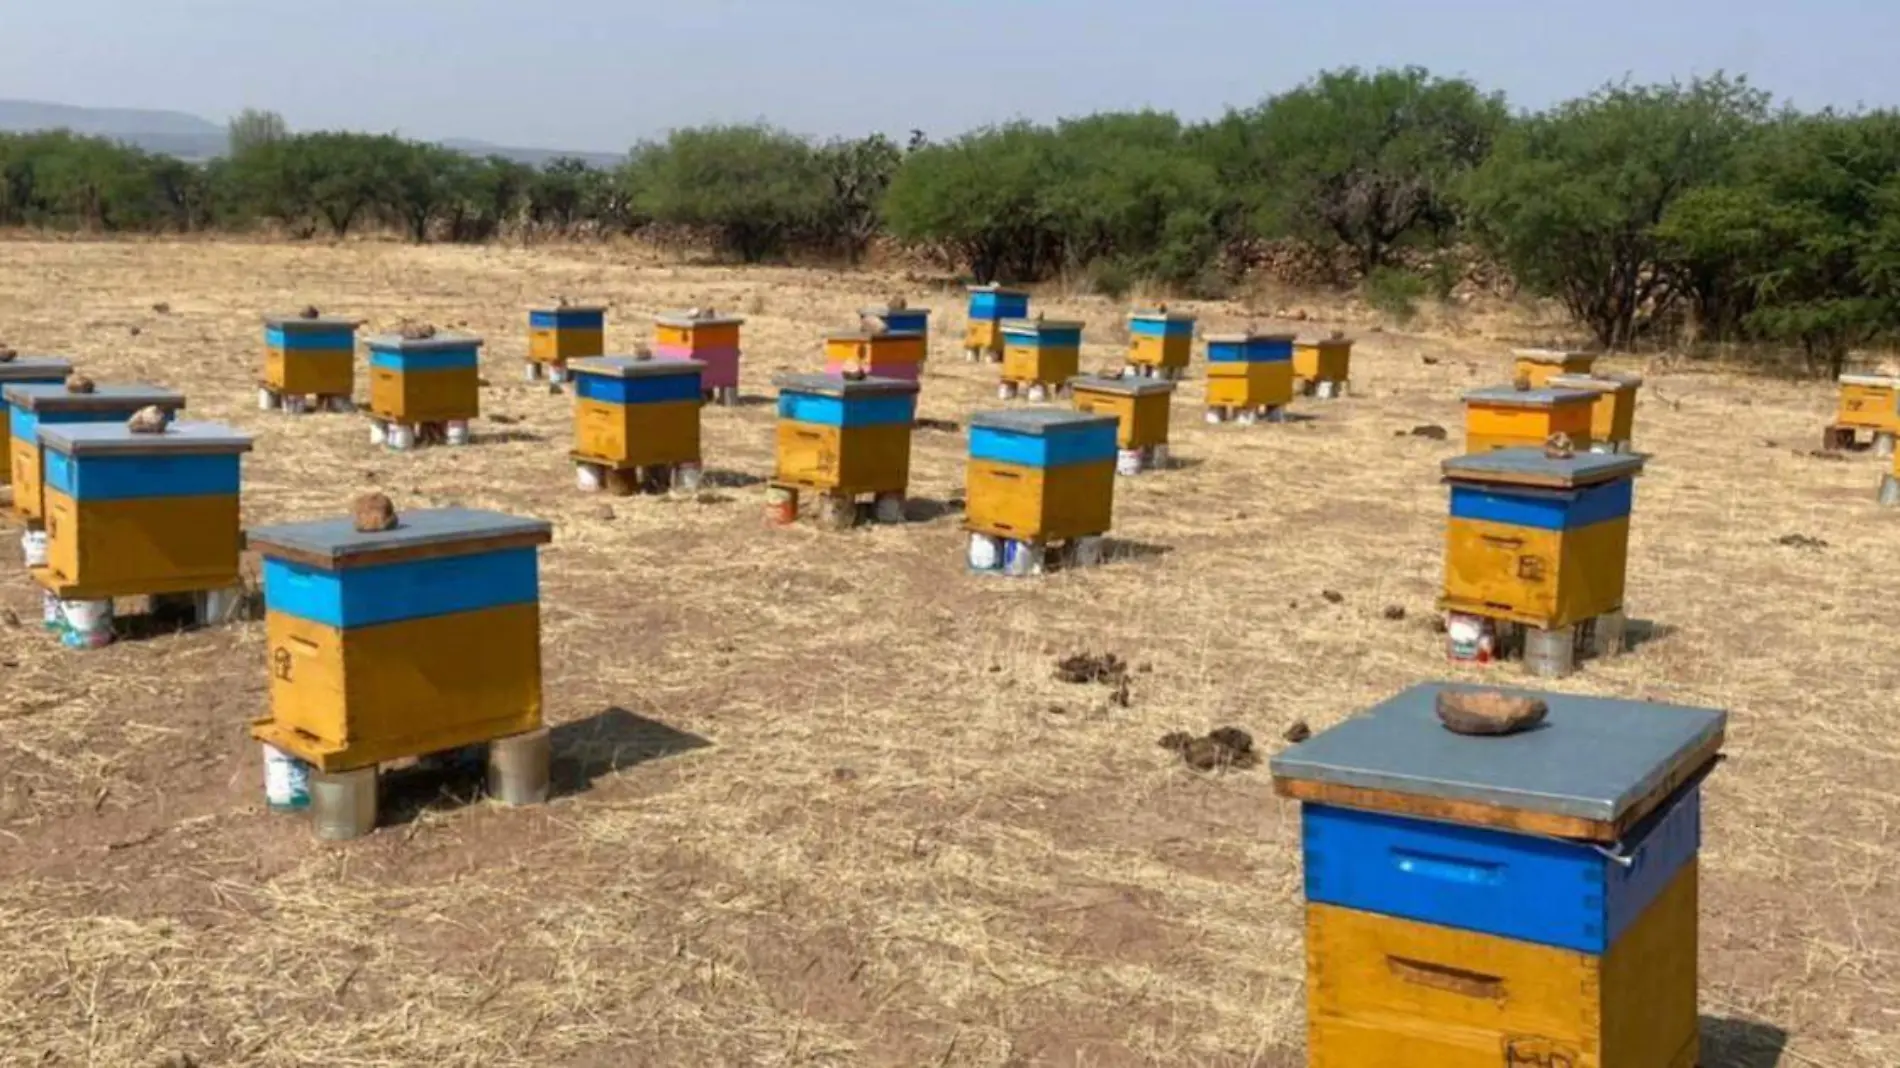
[
  {"xmin": 0, "ymin": 356, "xmax": 72, "ymax": 489},
  {"xmin": 6, "ymin": 383, "xmax": 186, "ymax": 525},
  {"xmin": 1441, "ymin": 448, "xmax": 1644, "ymax": 634},
  {"xmin": 965, "ymin": 409, "xmax": 1117, "ymax": 545},
  {"xmin": 529, "ymin": 304, "xmax": 606, "ymax": 374},
  {"xmin": 262, "ymin": 314, "xmax": 358, "ymax": 406},
  {"xmin": 570, "ymin": 356, "xmax": 703, "ymax": 473},
  {"xmin": 1126, "ymin": 309, "xmax": 1195, "ymax": 377},
  {"xmin": 247, "ymin": 507, "xmax": 554, "ymax": 773},
  {"xmin": 964, "ymin": 284, "xmax": 1030, "ymax": 361},
  {"xmin": 1000, "ymin": 318, "xmax": 1083, "ymax": 393},
  {"xmin": 771, "ymin": 373, "xmax": 919, "ymax": 499},
  {"xmin": 33, "ymin": 421, "xmax": 250, "ymax": 601},
  {"xmin": 366, "ymin": 331, "xmax": 482, "ymax": 428},
  {"xmin": 1273, "ymin": 682, "xmax": 1724, "ymax": 1068},
  {"xmin": 862, "ymin": 303, "xmax": 931, "ymax": 357},
  {"xmin": 1203, "ymin": 331, "xmax": 1294, "ymax": 416}
]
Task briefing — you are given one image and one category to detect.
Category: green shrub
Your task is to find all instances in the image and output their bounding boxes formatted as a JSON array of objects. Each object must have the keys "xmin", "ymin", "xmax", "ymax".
[{"xmin": 1365, "ymin": 267, "xmax": 1429, "ymax": 321}]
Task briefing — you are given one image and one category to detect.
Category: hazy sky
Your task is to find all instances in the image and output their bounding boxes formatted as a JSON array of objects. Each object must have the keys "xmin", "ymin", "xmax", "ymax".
[{"xmin": 5, "ymin": 0, "xmax": 1899, "ymax": 151}]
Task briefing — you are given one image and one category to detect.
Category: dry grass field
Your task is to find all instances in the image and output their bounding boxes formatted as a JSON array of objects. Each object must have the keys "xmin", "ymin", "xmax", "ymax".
[{"xmin": 0, "ymin": 238, "xmax": 1894, "ymax": 1067}]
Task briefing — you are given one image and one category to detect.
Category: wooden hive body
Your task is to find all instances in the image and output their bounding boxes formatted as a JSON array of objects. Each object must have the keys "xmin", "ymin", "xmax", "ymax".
[
  {"xmin": 1549, "ymin": 372, "xmax": 1643, "ymax": 450},
  {"xmin": 366, "ymin": 333, "xmax": 482, "ymax": 423},
  {"xmin": 1463, "ymin": 387, "xmax": 1598, "ymax": 452},
  {"xmin": 528, "ymin": 306, "xmax": 606, "ymax": 366},
  {"xmin": 964, "ymin": 286, "xmax": 1030, "ymax": 355},
  {"xmin": 772, "ymin": 373, "xmax": 918, "ymax": 495},
  {"xmin": 1836, "ymin": 373, "xmax": 1900, "ymax": 433},
  {"xmin": 965, "ymin": 408, "xmax": 1117, "ymax": 542},
  {"xmin": 1126, "ymin": 311, "xmax": 1195, "ymax": 371},
  {"xmin": 6, "ymin": 383, "xmax": 185, "ymax": 522},
  {"xmin": 1000, "ymin": 319, "xmax": 1083, "ymax": 387},
  {"xmin": 0, "ymin": 358, "xmax": 73, "ymax": 487},
  {"xmin": 1068, "ymin": 375, "xmax": 1174, "ymax": 449},
  {"xmin": 1512, "ymin": 348, "xmax": 1597, "ymax": 388},
  {"xmin": 264, "ymin": 315, "xmax": 358, "ymax": 396},
  {"xmin": 824, "ymin": 331, "xmax": 927, "ymax": 382},
  {"xmin": 654, "ymin": 313, "xmax": 744, "ymax": 390},
  {"xmin": 1205, "ymin": 333, "xmax": 1294, "ymax": 408},
  {"xmin": 569, "ymin": 357, "xmax": 704, "ymax": 469},
  {"xmin": 1293, "ymin": 337, "xmax": 1354, "ymax": 384}
]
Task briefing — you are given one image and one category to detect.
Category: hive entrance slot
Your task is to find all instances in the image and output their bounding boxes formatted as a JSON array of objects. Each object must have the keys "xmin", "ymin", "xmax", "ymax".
[{"xmin": 1384, "ymin": 955, "xmax": 1505, "ymax": 1000}]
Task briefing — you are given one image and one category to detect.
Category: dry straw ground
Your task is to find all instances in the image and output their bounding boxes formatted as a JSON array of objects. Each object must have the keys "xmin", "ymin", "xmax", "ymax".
[{"xmin": 0, "ymin": 239, "xmax": 1893, "ymax": 1067}]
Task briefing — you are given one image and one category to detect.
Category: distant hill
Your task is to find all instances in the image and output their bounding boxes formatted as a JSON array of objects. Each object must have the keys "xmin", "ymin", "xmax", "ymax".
[{"xmin": 0, "ymin": 98, "xmax": 619, "ymax": 167}]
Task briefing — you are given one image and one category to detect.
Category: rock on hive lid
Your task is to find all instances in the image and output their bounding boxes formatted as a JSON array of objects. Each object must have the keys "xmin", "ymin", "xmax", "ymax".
[
  {"xmin": 969, "ymin": 407, "xmax": 1118, "ymax": 435},
  {"xmin": 246, "ymin": 507, "xmax": 553, "ymax": 569},
  {"xmin": 656, "ymin": 311, "xmax": 745, "ymax": 327},
  {"xmin": 1441, "ymin": 446, "xmax": 1645, "ymax": 488},
  {"xmin": 773, "ymin": 372, "xmax": 918, "ymax": 397},
  {"xmin": 570, "ymin": 355, "xmax": 705, "ymax": 378},
  {"xmin": 1270, "ymin": 681, "xmax": 1725, "ymax": 841},
  {"xmin": 37, "ymin": 420, "xmax": 248, "ymax": 455},
  {"xmin": 264, "ymin": 314, "xmax": 360, "ymax": 330}
]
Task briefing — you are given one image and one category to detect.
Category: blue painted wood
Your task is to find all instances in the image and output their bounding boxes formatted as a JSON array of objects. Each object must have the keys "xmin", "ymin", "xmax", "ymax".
[
  {"xmin": 883, "ymin": 310, "xmax": 930, "ymax": 333},
  {"xmin": 1301, "ymin": 781, "xmax": 1701, "ymax": 954},
  {"xmin": 369, "ymin": 349, "xmax": 479, "ymax": 372},
  {"xmin": 44, "ymin": 450, "xmax": 240, "ymax": 501},
  {"xmin": 968, "ymin": 291, "xmax": 1030, "ymax": 320},
  {"xmin": 13, "ymin": 402, "xmax": 180, "ymax": 447},
  {"xmin": 530, "ymin": 309, "xmax": 605, "ymax": 329},
  {"xmin": 1207, "ymin": 337, "xmax": 1293, "ymax": 363},
  {"xmin": 1000, "ymin": 327, "xmax": 1083, "ymax": 348},
  {"xmin": 266, "ymin": 327, "xmax": 355, "ymax": 350},
  {"xmin": 576, "ymin": 370, "xmax": 703, "ymax": 405},
  {"xmin": 777, "ymin": 391, "xmax": 916, "ymax": 427},
  {"xmin": 970, "ymin": 422, "xmax": 1118, "ymax": 468},
  {"xmin": 262, "ymin": 547, "xmax": 540, "ymax": 629},
  {"xmin": 1129, "ymin": 317, "xmax": 1195, "ymax": 338},
  {"xmin": 1449, "ymin": 479, "xmax": 1634, "ymax": 531}
]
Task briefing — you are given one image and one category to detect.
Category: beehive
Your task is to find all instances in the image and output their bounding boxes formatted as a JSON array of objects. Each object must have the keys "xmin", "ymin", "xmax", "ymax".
[
  {"xmin": 965, "ymin": 409, "xmax": 1117, "ymax": 544},
  {"xmin": 772, "ymin": 373, "xmax": 918, "ymax": 496},
  {"xmin": 1293, "ymin": 336, "xmax": 1354, "ymax": 392},
  {"xmin": 1549, "ymin": 372, "xmax": 1643, "ymax": 453},
  {"xmin": 1836, "ymin": 373, "xmax": 1900, "ymax": 435},
  {"xmin": 824, "ymin": 330, "xmax": 927, "ymax": 382},
  {"xmin": 262, "ymin": 314, "xmax": 358, "ymax": 401},
  {"xmin": 0, "ymin": 357, "xmax": 72, "ymax": 487},
  {"xmin": 1000, "ymin": 318, "xmax": 1083, "ymax": 390},
  {"xmin": 1512, "ymin": 348, "xmax": 1596, "ymax": 388},
  {"xmin": 6, "ymin": 383, "xmax": 186, "ymax": 524},
  {"xmin": 1204, "ymin": 331, "xmax": 1294, "ymax": 414},
  {"xmin": 862, "ymin": 304, "xmax": 931, "ymax": 354},
  {"xmin": 248, "ymin": 508, "xmax": 553, "ymax": 772},
  {"xmin": 655, "ymin": 312, "xmax": 744, "ymax": 395},
  {"xmin": 366, "ymin": 332, "xmax": 482, "ymax": 425},
  {"xmin": 1440, "ymin": 448, "xmax": 1644, "ymax": 632},
  {"xmin": 570, "ymin": 356, "xmax": 703, "ymax": 471},
  {"xmin": 1069, "ymin": 375, "xmax": 1174, "ymax": 450},
  {"xmin": 1273, "ymin": 682, "xmax": 1724, "ymax": 1068},
  {"xmin": 528, "ymin": 305, "xmax": 606, "ymax": 369},
  {"xmin": 1463, "ymin": 386, "xmax": 1597, "ymax": 452},
  {"xmin": 1125, "ymin": 310, "xmax": 1195, "ymax": 376},
  {"xmin": 33, "ymin": 421, "xmax": 250, "ymax": 601},
  {"xmin": 964, "ymin": 284, "xmax": 1030, "ymax": 360}
]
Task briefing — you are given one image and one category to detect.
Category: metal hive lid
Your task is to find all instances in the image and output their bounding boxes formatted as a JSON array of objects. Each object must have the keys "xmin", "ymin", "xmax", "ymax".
[
  {"xmin": 38, "ymin": 420, "xmax": 249, "ymax": 455},
  {"xmin": 264, "ymin": 315, "xmax": 360, "ymax": 330},
  {"xmin": 0, "ymin": 357, "xmax": 74, "ymax": 381},
  {"xmin": 530, "ymin": 304, "xmax": 607, "ymax": 314},
  {"xmin": 4, "ymin": 382, "xmax": 185, "ymax": 411},
  {"xmin": 246, "ymin": 507, "xmax": 553, "ymax": 566},
  {"xmin": 570, "ymin": 356, "xmax": 705, "ymax": 378},
  {"xmin": 1550, "ymin": 371, "xmax": 1645, "ymax": 390},
  {"xmin": 1000, "ymin": 317, "xmax": 1084, "ymax": 333},
  {"xmin": 1463, "ymin": 386, "xmax": 1600, "ymax": 407},
  {"xmin": 363, "ymin": 332, "xmax": 484, "ymax": 352},
  {"xmin": 968, "ymin": 407, "xmax": 1118, "ymax": 435},
  {"xmin": 1128, "ymin": 309, "xmax": 1195, "ymax": 323},
  {"xmin": 656, "ymin": 312, "xmax": 745, "ymax": 327},
  {"xmin": 1838, "ymin": 373, "xmax": 1899, "ymax": 387},
  {"xmin": 772, "ymin": 372, "xmax": 919, "ymax": 397},
  {"xmin": 1512, "ymin": 348, "xmax": 1594, "ymax": 363},
  {"xmin": 1441, "ymin": 447, "xmax": 1645, "ymax": 487},
  {"xmin": 1270, "ymin": 681, "xmax": 1725, "ymax": 829},
  {"xmin": 1204, "ymin": 332, "xmax": 1297, "ymax": 344},
  {"xmin": 1068, "ymin": 374, "xmax": 1175, "ymax": 396}
]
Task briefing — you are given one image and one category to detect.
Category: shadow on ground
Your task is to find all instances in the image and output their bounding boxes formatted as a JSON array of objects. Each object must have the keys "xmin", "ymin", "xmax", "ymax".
[{"xmin": 1701, "ymin": 1015, "xmax": 1789, "ymax": 1067}]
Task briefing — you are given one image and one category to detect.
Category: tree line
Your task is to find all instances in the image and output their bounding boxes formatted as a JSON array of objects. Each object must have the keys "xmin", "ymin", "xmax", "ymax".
[{"xmin": 3, "ymin": 72, "xmax": 1899, "ymax": 370}]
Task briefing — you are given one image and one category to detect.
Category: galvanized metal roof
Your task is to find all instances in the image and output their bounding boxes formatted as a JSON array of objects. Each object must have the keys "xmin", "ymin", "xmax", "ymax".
[
  {"xmin": 37, "ymin": 420, "xmax": 249, "ymax": 455},
  {"xmin": 773, "ymin": 372, "xmax": 919, "ymax": 397},
  {"xmin": 1512, "ymin": 348, "xmax": 1594, "ymax": 363},
  {"xmin": 968, "ymin": 407, "xmax": 1118, "ymax": 435},
  {"xmin": 1203, "ymin": 332, "xmax": 1297, "ymax": 344},
  {"xmin": 1068, "ymin": 374, "xmax": 1175, "ymax": 397},
  {"xmin": 1550, "ymin": 372, "xmax": 1645, "ymax": 391},
  {"xmin": 263, "ymin": 315, "xmax": 360, "ymax": 330},
  {"xmin": 1463, "ymin": 386, "xmax": 1600, "ymax": 407},
  {"xmin": 569, "ymin": 356, "xmax": 704, "ymax": 379},
  {"xmin": 1001, "ymin": 318, "xmax": 1084, "ymax": 333},
  {"xmin": 656, "ymin": 312, "xmax": 745, "ymax": 327},
  {"xmin": 4, "ymin": 383, "xmax": 185, "ymax": 412},
  {"xmin": 363, "ymin": 332, "xmax": 484, "ymax": 352},
  {"xmin": 0, "ymin": 357, "xmax": 74, "ymax": 382},
  {"xmin": 247, "ymin": 507, "xmax": 551, "ymax": 566},
  {"xmin": 1269, "ymin": 681, "xmax": 1725, "ymax": 826},
  {"xmin": 1442, "ymin": 446, "xmax": 1645, "ymax": 487}
]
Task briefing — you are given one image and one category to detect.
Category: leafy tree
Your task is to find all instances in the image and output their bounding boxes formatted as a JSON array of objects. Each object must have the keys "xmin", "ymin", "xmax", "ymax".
[
  {"xmin": 813, "ymin": 133, "xmax": 901, "ymax": 262},
  {"xmin": 1040, "ymin": 111, "xmax": 1222, "ymax": 288},
  {"xmin": 1463, "ymin": 74, "xmax": 1769, "ymax": 348},
  {"xmin": 527, "ymin": 157, "xmax": 609, "ymax": 233},
  {"xmin": 387, "ymin": 141, "xmax": 468, "ymax": 241},
  {"xmin": 630, "ymin": 124, "xmax": 822, "ymax": 262},
  {"xmin": 228, "ymin": 108, "xmax": 288, "ymax": 155},
  {"xmin": 885, "ymin": 123, "xmax": 1060, "ymax": 281}
]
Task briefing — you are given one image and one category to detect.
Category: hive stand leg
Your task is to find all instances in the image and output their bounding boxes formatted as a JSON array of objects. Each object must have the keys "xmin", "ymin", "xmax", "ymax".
[
  {"xmin": 444, "ymin": 420, "xmax": 471, "ymax": 446},
  {"xmin": 1593, "ymin": 609, "xmax": 1628, "ymax": 658},
  {"xmin": 673, "ymin": 462, "xmax": 704, "ymax": 495},
  {"xmin": 523, "ymin": 362, "xmax": 544, "ymax": 382},
  {"xmin": 547, "ymin": 364, "xmax": 568, "ymax": 385},
  {"xmin": 1149, "ymin": 443, "xmax": 1170, "ymax": 470},
  {"xmin": 1522, "ymin": 624, "xmax": 1578, "ymax": 678},
  {"xmin": 638, "ymin": 466, "xmax": 672, "ymax": 495},
  {"xmin": 815, "ymin": 491, "xmax": 857, "ymax": 531},
  {"xmin": 56, "ymin": 598, "xmax": 115, "ymax": 649},
  {"xmin": 603, "ymin": 467, "xmax": 640, "ymax": 497},
  {"xmin": 386, "ymin": 423, "xmax": 416, "ymax": 451},
  {"xmin": 1235, "ymin": 408, "xmax": 1260, "ymax": 427},
  {"xmin": 1821, "ymin": 425, "xmax": 1854, "ymax": 452},
  {"xmin": 1026, "ymin": 383, "xmax": 1049, "ymax": 402},
  {"xmin": 325, "ymin": 394, "xmax": 356, "ymax": 414},
  {"xmin": 1002, "ymin": 539, "xmax": 1046, "ymax": 577},
  {"xmin": 872, "ymin": 492, "xmax": 906, "ymax": 524},
  {"xmin": 1068, "ymin": 535, "xmax": 1105, "ymax": 568},
  {"xmin": 1264, "ymin": 405, "xmax": 1289, "ymax": 423},
  {"xmin": 257, "ymin": 387, "xmax": 281, "ymax": 411},
  {"xmin": 486, "ymin": 727, "xmax": 551, "ymax": 806},
  {"xmin": 1318, "ymin": 380, "xmax": 1343, "ymax": 399},
  {"xmin": 40, "ymin": 590, "xmax": 60, "ymax": 631},
  {"xmin": 997, "ymin": 381, "xmax": 1019, "ymax": 400},
  {"xmin": 282, "ymin": 393, "xmax": 310, "ymax": 415},
  {"xmin": 369, "ymin": 419, "xmax": 389, "ymax": 446},
  {"xmin": 194, "ymin": 587, "xmax": 246, "ymax": 627},
  {"xmin": 312, "ymin": 765, "xmax": 379, "ymax": 840},
  {"xmin": 764, "ymin": 485, "xmax": 799, "ymax": 525},
  {"xmin": 575, "ymin": 462, "xmax": 605, "ymax": 492},
  {"xmin": 964, "ymin": 346, "xmax": 980, "ymax": 363},
  {"xmin": 1294, "ymin": 376, "xmax": 1312, "ymax": 397},
  {"xmin": 1115, "ymin": 448, "xmax": 1144, "ymax": 477},
  {"xmin": 1879, "ymin": 432, "xmax": 1896, "ymax": 458},
  {"xmin": 967, "ymin": 532, "xmax": 1003, "ymax": 571},
  {"xmin": 717, "ymin": 386, "xmax": 739, "ymax": 406},
  {"xmin": 1881, "ymin": 474, "xmax": 1900, "ymax": 506},
  {"xmin": 20, "ymin": 526, "xmax": 48, "ymax": 569}
]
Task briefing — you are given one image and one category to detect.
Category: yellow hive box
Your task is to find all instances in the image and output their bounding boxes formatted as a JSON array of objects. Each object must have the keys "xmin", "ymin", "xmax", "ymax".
[
  {"xmin": 1512, "ymin": 348, "xmax": 1596, "ymax": 387},
  {"xmin": 1068, "ymin": 375, "xmax": 1174, "ymax": 449},
  {"xmin": 772, "ymin": 373, "xmax": 919, "ymax": 496},
  {"xmin": 1294, "ymin": 336, "xmax": 1353, "ymax": 385},
  {"xmin": 248, "ymin": 508, "xmax": 553, "ymax": 772},
  {"xmin": 5, "ymin": 383, "xmax": 186, "ymax": 523},
  {"xmin": 569, "ymin": 356, "xmax": 703, "ymax": 469},
  {"xmin": 1205, "ymin": 360, "xmax": 1293, "ymax": 410},
  {"xmin": 366, "ymin": 332, "xmax": 482, "ymax": 424},
  {"xmin": 1001, "ymin": 318, "xmax": 1084, "ymax": 387},
  {"xmin": 655, "ymin": 315, "xmax": 742, "ymax": 351},
  {"xmin": 263, "ymin": 314, "xmax": 358, "ymax": 397},
  {"xmin": 1463, "ymin": 386, "xmax": 1597, "ymax": 452},
  {"xmin": 1549, "ymin": 372, "xmax": 1642, "ymax": 451},
  {"xmin": 1836, "ymin": 373, "xmax": 1900, "ymax": 433},
  {"xmin": 964, "ymin": 409, "xmax": 1118, "ymax": 543},
  {"xmin": 823, "ymin": 331, "xmax": 926, "ymax": 377},
  {"xmin": 528, "ymin": 305, "xmax": 606, "ymax": 367},
  {"xmin": 1306, "ymin": 861, "xmax": 1699, "ymax": 1068},
  {"xmin": 0, "ymin": 357, "xmax": 73, "ymax": 487},
  {"xmin": 1126, "ymin": 310, "xmax": 1195, "ymax": 372}
]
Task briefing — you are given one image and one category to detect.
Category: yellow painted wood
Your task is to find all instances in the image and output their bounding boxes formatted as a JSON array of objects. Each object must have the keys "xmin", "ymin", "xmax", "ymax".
[
  {"xmin": 40, "ymin": 488, "xmax": 241, "ymax": 598},
  {"xmin": 1205, "ymin": 361, "xmax": 1293, "ymax": 408},
  {"xmin": 825, "ymin": 333, "xmax": 926, "ymax": 370},
  {"xmin": 774, "ymin": 420, "xmax": 912, "ymax": 495},
  {"xmin": 530, "ymin": 326, "xmax": 604, "ymax": 365},
  {"xmin": 369, "ymin": 366, "xmax": 479, "ymax": 423},
  {"xmin": 1550, "ymin": 378, "xmax": 1639, "ymax": 449},
  {"xmin": 573, "ymin": 397, "xmax": 700, "ymax": 468},
  {"xmin": 1836, "ymin": 381, "xmax": 1900, "ymax": 432},
  {"xmin": 1464, "ymin": 397, "xmax": 1595, "ymax": 452},
  {"xmin": 1128, "ymin": 333, "xmax": 1192, "ymax": 370},
  {"xmin": 1307, "ymin": 862, "xmax": 1700, "ymax": 1068},
  {"xmin": 1442, "ymin": 516, "xmax": 1630, "ymax": 628},
  {"xmin": 1002, "ymin": 341, "xmax": 1080, "ymax": 386},
  {"xmin": 656, "ymin": 322, "xmax": 740, "ymax": 349},
  {"xmin": 256, "ymin": 602, "xmax": 543, "ymax": 772},
  {"xmin": 1295, "ymin": 340, "xmax": 1353, "ymax": 383},
  {"xmin": 8, "ymin": 439, "xmax": 42, "ymax": 521},
  {"xmin": 265, "ymin": 346, "xmax": 354, "ymax": 396},
  {"xmin": 965, "ymin": 458, "xmax": 1114, "ymax": 542},
  {"xmin": 1514, "ymin": 353, "xmax": 1596, "ymax": 387},
  {"xmin": 1071, "ymin": 386, "xmax": 1171, "ymax": 449},
  {"xmin": 965, "ymin": 320, "xmax": 1003, "ymax": 356}
]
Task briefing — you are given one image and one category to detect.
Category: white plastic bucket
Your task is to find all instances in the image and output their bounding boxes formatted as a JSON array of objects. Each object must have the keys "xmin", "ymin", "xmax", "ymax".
[
  {"xmin": 40, "ymin": 590, "xmax": 59, "ymax": 631},
  {"xmin": 57, "ymin": 598, "xmax": 114, "ymax": 649},
  {"xmin": 1025, "ymin": 383, "xmax": 1049, "ymax": 402},
  {"xmin": 575, "ymin": 463, "xmax": 604, "ymax": 492},
  {"xmin": 1446, "ymin": 613, "xmax": 1494, "ymax": 663},
  {"xmin": 967, "ymin": 533, "xmax": 1002, "ymax": 571},
  {"xmin": 996, "ymin": 381, "xmax": 1018, "ymax": 400},
  {"xmin": 1002, "ymin": 539, "xmax": 1043, "ymax": 577},
  {"xmin": 257, "ymin": 387, "xmax": 279, "ymax": 411},
  {"xmin": 368, "ymin": 419, "xmax": 388, "ymax": 446},
  {"xmin": 263, "ymin": 744, "xmax": 312, "ymax": 811},
  {"xmin": 20, "ymin": 529, "xmax": 48, "ymax": 568},
  {"xmin": 1116, "ymin": 449, "xmax": 1144, "ymax": 477},
  {"xmin": 547, "ymin": 365, "xmax": 567, "ymax": 384},
  {"xmin": 385, "ymin": 423, "xmax": 415, "ymax": 450},
  {"xmin": 675, "ymin": 462, "xmax": 704, "ymax": 493},
  {"xmin": 873, "ymin": 493, "xmax": 905, "ymax": 524},
  {"xmin": 445, "ymin": 421, "xmax": 471, "ymax": 446}
]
